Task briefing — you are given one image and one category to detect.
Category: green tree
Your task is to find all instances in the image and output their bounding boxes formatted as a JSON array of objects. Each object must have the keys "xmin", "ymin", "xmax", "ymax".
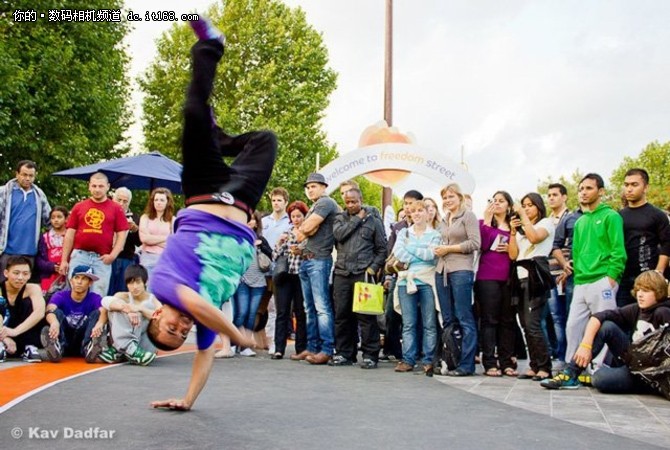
[
  {"xmin": 610, "ymin": 141, "xmax": 670, "ymax": 211},
  {"xmin": 537, "ymin": 169, "xmax": 586, "ymax": 211},
  {"xmin": 140, "ymin": 0, "xmax": 338, "ymax": 212},
  {"xmin": 0, "ymin": 1, "xmax": 131, "ymax": 206}
]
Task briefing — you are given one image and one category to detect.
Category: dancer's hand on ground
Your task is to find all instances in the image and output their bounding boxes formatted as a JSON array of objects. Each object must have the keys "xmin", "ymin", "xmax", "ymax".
[{"xmin": 151, "ymin": 398, "xmax": 191, "ymax": 411}]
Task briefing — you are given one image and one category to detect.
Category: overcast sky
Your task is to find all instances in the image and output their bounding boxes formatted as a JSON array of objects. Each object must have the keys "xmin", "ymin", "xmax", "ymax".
[{"xmin": 124, "ymin": 0, "xmax": 670, "ymax": 214}]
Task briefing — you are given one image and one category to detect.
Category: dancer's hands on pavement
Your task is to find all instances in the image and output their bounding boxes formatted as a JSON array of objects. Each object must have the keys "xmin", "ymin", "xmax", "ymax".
[{"xmin": 151, "ymin": 398, "xmax": 191, "ymax": 411}]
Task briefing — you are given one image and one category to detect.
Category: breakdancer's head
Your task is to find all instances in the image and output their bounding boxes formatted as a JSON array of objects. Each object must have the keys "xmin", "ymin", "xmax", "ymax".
[{"xmin": 148, "ymin": 304, "xmax": 195, "ymax": 350}]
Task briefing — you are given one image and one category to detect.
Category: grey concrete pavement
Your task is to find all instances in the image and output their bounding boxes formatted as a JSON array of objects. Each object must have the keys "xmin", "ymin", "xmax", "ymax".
[{"xmin": 0, "ymin": 350, "xmax": 666, "ymax": 450}]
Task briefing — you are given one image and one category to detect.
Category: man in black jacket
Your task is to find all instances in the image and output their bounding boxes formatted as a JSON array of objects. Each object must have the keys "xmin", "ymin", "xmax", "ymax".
[{"xmin": 331, "ymin": 188, "xmax": 387, "ymax": 369}]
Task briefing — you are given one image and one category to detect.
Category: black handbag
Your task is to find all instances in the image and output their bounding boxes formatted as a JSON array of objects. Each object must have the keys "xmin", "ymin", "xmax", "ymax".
[{"xmin": 273, "ymin": 254, "xmax": 289, "ymax": 281}]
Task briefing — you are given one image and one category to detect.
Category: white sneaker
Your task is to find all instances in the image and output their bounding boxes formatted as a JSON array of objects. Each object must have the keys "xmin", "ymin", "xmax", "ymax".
[
  {"xmin": 239, "ymin": 348, "xmax": 256, "ymax": 357},
  {"xmin": 214, "ymin": 349, "xmax": 235, "ymax": 358},
  {"xmin": 0, "ymin": 342, "xmax": 6, "ymax": 362}
]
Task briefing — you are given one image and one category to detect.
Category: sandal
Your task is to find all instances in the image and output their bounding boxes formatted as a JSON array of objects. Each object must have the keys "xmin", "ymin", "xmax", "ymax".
[
  {"xmin": 517, "ymin": 370, "xmax": 536, "ymax": 380},
  {"xmin": 485, "ymin": 368, "xmax": 502, "ymax": 377},
  {"xmin": 502, "ymin": 367, "xmax": 518, "ymax": 377},
  {"xmin": 532, "ymin": 371, "xmax": 551, "ymax": 381}
]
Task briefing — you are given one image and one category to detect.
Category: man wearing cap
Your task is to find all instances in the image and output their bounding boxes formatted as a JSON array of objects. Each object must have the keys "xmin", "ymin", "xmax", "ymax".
[
  {"xmin": 292, "ymin": 172, "xmax": 339, "ymax": 365},
  {"xmin": 40, "ymin": 265, "xmax": 107, "ymax": 362}
]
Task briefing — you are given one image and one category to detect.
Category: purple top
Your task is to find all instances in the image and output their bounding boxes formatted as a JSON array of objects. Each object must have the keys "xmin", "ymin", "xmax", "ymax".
[
  {"xmin": 49, "ymin": 290, "xmax": 102, "ymax": 329},
  {"xmin": 476, "ymin": 221, "xmax": 512, "ymax": 281},
  {"xmin": 151, "ymin": 208, "xmax": 255, "ymax": 350}
]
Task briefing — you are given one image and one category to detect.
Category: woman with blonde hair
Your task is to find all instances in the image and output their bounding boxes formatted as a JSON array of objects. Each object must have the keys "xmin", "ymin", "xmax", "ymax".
[
  {"xmin": 433, "ymin": 183, "xmax": 481, "ymax": 376},
  {"xmin": 392, "ymin": 200, "xmax": 442, "ymax": 375},
  {"xmin": 139, "ymin": 188, "xmax": 176, "ymax": 281},
  {"xmin": 423, "ymin": 197, "xmax": 442, "ymax": 229}
]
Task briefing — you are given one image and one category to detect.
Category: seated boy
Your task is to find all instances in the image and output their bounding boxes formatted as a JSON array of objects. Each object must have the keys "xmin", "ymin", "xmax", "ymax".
[
  {"xmin": 94, "ymin": 264, "xmax": 161, "ymax": 365},
  {"xmin": 146, "ymin": 17, "xmax": 277, "ymax": 411},
  {"xmin": 542, "ymin": 270, "xmax": 670, "ymax": 394},
  {"xmin": 0, "ymin": 256, "xmax": 47, "ymax": 362},
  {"xmin": 41, "ymin": 265, "xmax": 107, "ymax": 362}
]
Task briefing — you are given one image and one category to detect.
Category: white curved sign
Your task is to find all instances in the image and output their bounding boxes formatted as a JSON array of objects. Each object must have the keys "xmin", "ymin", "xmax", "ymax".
[{"xmin": 319, "ymin": 143, "xmax": 475, "ymax": 195}]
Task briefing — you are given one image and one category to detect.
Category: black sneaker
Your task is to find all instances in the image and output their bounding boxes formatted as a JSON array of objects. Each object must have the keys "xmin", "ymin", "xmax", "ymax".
[
  {"xmin": 85, "ymin": 333, "xmax": 105, "ymax": 363},
  {"xmin": 328, "ymin": 355, "xmax": 353, "ymax": 366},
  {"xmin": 541, "ymin": 371, "xmax": 580, "ymax": 390},
  {"xmin": 40, "ymin": 326, "xmax": 62, "ymax": 362},
  {"xmin": 22, "ymin": 345, "xmax": 42, "ymax": 363},
  {"xmin": 360, "ymin": 358, "xmax": 378, "ymax": 369}
]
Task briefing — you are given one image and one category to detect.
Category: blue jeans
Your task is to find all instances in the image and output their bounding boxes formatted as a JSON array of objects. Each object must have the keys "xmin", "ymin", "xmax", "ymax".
[
  {"xmin": 232, "ymin": 282, "xmax": 265, "ymax": 330},
  {"xmin": 435, "ymin": 271, "xmax": 477, "ymax": 373},
  {"xmin": 69, "ymin": 249, "xmax": 112, "ymax": 298},
  {"xmin": 54, "ymin": 308, "xmax": 100, "ymax": 356},
  {"xmin": 299, "ymin": 258, "xmax": 335, "ymax": 355},
  {"xmin": 398, "ymin": 284, "xmax": 437, "ymax": 366},
  {"xmin": 547, "ymin": 285, "xmax": 567, "ymax": 361}
]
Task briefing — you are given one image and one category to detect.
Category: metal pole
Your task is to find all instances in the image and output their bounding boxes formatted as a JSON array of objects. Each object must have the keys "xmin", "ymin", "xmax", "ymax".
[{"xmin": 382, "ymin": 0, "xmax": 393, "ymax": 210}]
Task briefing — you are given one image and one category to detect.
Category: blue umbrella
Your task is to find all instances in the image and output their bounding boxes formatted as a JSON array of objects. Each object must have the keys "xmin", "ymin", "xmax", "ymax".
[{"xmin": 53, "ymin": 151, "xmax": 183, "ymax": 194}]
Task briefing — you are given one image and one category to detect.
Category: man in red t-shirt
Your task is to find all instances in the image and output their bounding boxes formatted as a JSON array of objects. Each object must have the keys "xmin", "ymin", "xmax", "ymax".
[{"xmin": 59, "ymin": 172, "xmax": 129, "ymax": 297}]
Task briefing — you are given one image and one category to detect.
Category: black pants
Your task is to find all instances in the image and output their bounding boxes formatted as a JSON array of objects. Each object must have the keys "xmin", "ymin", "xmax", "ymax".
[
  {"xmin": 54, "ymin": 308, "xmax": 100, "ymax": 357},
  {"xmin": 182, "ymin": 39, "xmax": 277, "ymax": 210},
  {"xmin": 615, "ymin": 274, "xmax": 636, "ymax": 308},
  {"xmin": 517, "ymin": 280, "xmax": 552, "ymax": 373},
  {"xmin": 382, "ymin": 277, "xmax": 403, "ymax": 358},
  {"xmin": 333, "ymin": 273, "xmax": 381, "ymax": 361},
  {"xmin": 273, "ymin": 273, "xmax": 307, "ymax": 355},
  {"xmin": 475, "ymin": 279, "xmax": 516, "ymax": 371}
]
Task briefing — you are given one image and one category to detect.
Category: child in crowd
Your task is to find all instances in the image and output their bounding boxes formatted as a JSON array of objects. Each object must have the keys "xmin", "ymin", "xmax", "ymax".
[
  {"xmin": 36, "ymin": 206, "xmax": 69, "ymax": 293},
  {"xmin": 542, "ymin": 270, "xmax": 670, "ymax": 394},
  {"xmin": 93, "ymin": 264, "xmax": 161, "ymax": 365}
]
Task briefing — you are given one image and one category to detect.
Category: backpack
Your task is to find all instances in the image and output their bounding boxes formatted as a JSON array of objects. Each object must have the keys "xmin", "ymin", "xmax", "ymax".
[{"xmin": 437, "ymin": 322, "xmax": 463, "ymax": 375}]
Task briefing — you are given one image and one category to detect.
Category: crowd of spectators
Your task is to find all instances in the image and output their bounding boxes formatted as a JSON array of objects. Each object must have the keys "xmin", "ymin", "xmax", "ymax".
[{"xmin": 0, "ymin": 160, "xmax": 669, "ymax": 399}]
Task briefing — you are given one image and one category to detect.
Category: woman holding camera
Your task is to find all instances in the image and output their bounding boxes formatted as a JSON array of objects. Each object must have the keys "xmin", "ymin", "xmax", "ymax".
[
  {"xmin": 508, "ymin": 192, "xmax": 555, "ymax": 380},
  {"xmin": 475, "ymin": 191, "xmax": 517, "ymax": 377}
]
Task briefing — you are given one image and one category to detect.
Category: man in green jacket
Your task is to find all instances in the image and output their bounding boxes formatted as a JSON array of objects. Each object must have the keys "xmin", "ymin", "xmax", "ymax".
[{"xmin": 564, "ymin": 173, "xmax": 626, "ymax": 365}]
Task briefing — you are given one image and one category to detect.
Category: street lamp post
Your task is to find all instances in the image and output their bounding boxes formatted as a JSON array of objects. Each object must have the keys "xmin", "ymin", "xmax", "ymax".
[{"xmin": 382, "ymin": 0, "xmax": 393, "ymax": 211}]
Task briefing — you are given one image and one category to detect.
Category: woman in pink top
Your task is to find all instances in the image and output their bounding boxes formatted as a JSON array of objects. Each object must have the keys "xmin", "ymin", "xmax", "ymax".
[{"xmin": 139, "ymin": 188, "xmax": 175, "ymax": 282}]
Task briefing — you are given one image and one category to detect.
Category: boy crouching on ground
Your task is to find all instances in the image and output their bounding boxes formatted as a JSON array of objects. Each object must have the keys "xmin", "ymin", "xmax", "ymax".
[{"xmin": 542, "ymin": 270, "xmax": 670, "ymax": 394}]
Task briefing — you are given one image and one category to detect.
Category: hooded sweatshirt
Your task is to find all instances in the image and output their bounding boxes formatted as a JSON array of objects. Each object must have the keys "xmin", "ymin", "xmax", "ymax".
[{"xmin": 572, "ymin": 202, "xmax": 626, "ymax": 285}]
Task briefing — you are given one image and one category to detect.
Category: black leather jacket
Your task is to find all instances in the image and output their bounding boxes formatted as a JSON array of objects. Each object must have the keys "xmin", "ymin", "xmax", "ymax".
[{"xmin": 332, "ymin": 206, "xmax": 387, "ymax": 276}]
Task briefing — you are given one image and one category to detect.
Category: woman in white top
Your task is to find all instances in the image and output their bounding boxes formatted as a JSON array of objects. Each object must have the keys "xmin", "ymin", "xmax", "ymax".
[
  {"xmin": 139, "ymin": 188, "xmax": 176, "ymax": 282},
  {"xmin": 508, "ymin": 192, "xmax": 555, "ymax": 381}
]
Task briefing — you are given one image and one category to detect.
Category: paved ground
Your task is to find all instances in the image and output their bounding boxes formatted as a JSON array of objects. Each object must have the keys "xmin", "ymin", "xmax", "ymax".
[
  {"xmin": 0, "ymin": 347, "xmax": 668, "ymax": 449},
  {"xmin": 435, "ymin": 363, "xmax": 670, "ymax": 448}
]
